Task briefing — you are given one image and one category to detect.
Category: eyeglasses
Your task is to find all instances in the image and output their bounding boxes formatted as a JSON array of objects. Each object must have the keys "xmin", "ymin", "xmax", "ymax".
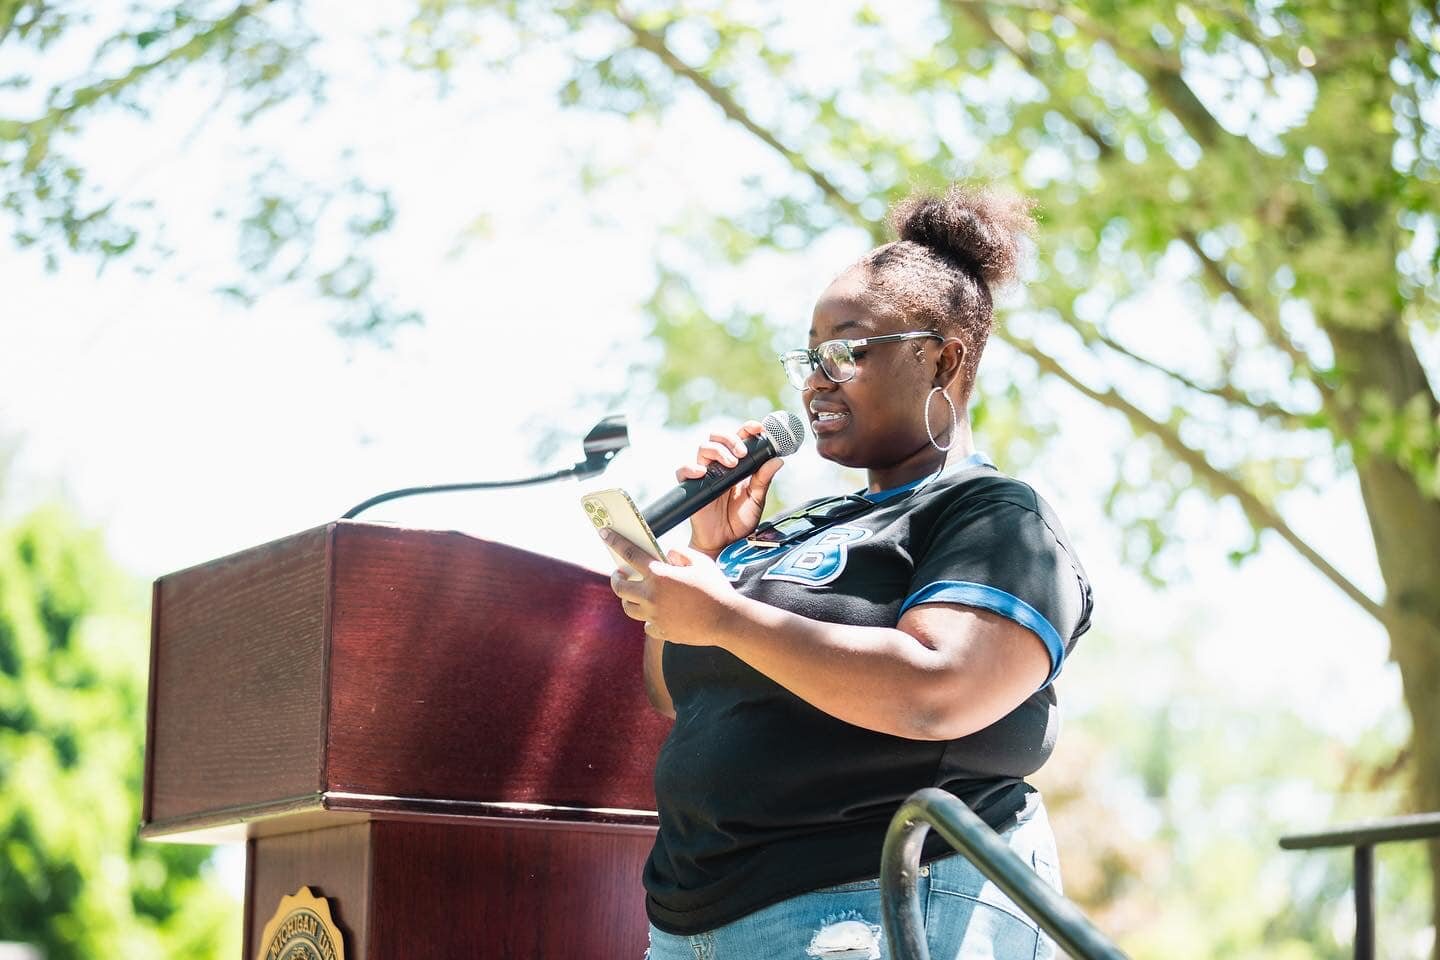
[
  {"xmin": 746, "ymin": 493, "xmax": 876, "ymax": 549},
  {"xmin": 778, "ymin": 331, "xmax": 944, "ymax": 390}
]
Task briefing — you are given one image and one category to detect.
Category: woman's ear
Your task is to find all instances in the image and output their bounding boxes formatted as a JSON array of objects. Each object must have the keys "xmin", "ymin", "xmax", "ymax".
[{"xmin": 934, "ymin": 338, "xmax": 966, "ymax": 388}]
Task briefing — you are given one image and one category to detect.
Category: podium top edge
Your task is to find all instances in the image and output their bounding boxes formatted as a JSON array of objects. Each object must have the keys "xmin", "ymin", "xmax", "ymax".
[{"xmin": 153, "ymin": 520, "xmax": 603, "ymax": 586}]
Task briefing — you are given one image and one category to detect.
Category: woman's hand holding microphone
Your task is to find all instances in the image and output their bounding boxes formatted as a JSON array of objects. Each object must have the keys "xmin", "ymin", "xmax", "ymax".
[{"xmin": 677, "ymin": 419, "xmax": 787, "ymax": 557}]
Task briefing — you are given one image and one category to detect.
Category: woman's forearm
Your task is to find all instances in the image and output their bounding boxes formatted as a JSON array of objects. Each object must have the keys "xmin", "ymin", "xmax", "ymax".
[{"xmin": 712, "ymin": 595, "xmax": 978, "ymax": 741}]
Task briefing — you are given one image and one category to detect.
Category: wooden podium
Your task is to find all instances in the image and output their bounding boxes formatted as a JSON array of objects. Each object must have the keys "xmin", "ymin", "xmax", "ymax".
[{"xmin": 140, "ymin": 521, "xmax": 672, "ymax": 958}]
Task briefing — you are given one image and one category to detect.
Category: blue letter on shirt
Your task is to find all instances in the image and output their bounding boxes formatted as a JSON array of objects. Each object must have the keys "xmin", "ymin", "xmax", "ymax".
[{"xmin": 761, "ymin": 526, "xmax": 871, "ymax": 586}]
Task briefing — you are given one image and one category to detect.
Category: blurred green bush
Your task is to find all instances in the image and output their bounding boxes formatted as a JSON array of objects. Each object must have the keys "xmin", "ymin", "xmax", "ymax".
[{"xmin": 0, "ymin": 504, "xmax": 239, "ymax": 959}]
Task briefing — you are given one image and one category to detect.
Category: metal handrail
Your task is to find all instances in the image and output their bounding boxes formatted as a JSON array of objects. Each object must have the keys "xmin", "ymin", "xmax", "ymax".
[
  {"xmin": 1279, "ymin": 811, "xmax": 1440, "ymax": 960},
  {"xmin": 1279, "ymin": 812, "xmax": 1440, "ymax": 851},
  {"xmin": 880, "ymin": 788, "xmax": 1130, "ymax": 960}
]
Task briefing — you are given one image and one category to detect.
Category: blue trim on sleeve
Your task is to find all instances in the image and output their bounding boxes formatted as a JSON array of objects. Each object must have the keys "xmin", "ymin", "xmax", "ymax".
[{"xmin": 899, "ymin": 580, "xmax": 1066, "ymax": 687}]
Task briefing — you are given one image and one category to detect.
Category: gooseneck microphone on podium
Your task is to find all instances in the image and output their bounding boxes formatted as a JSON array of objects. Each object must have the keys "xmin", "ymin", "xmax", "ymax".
[
  {"xmin": 642, "ymin": 411, "xmax": 806, "ymax": 537},
  {"xmin": 342, "ymin": 414, "xmax": 630, "ymax": 519}
]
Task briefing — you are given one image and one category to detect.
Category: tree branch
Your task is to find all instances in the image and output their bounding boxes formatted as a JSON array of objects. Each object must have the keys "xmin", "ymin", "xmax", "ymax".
[
  {"xmin": 1174, "ymin": 229, "xmax": 1332, "ymax": 398},
  {"xmin": 963, "ymin": 0, "xmax": 1187, "ymax": 73},
  {"xmin": 947, "ymin": 1, "xmax": 1114, "ymax": 159},
  {"xmin": 1002, "ymin": 328, "xmax": 1385, "ymax": 621},
  {"xmin": 1050, "ymin": 307, "xmax": 1318, "ymax": 428},
  {"xmin": 954, "ymin": 0, "xmax": 1238, "ymax": 149},
  {"xmin": 39, "ymin": 3, "xmax": 261, "ymax": 124},
  {"xmin": 611, "ymin": 6, "xmax": 878, "ymax": 242}
]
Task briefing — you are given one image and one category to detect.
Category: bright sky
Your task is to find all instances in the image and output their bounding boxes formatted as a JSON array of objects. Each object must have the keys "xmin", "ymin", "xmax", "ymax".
[{"xmin": 0, "ymin": 0, "xmax": 1404, "ymax": 902}]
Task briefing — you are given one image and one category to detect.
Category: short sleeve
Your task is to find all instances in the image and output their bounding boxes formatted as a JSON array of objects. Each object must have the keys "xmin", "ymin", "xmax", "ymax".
[{"xmin": 899, "ymin": 497, "xmax": 1090, "ymax": 687}]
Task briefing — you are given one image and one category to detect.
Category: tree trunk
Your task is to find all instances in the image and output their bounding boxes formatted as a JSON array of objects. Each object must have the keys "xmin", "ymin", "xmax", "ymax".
[
  {"xmin": 1383, "ymin": 608, "xmax": 1440, "ymax": 960},
  {"xmin": 1342, "ymin": 341, "xmax": 1440, "ymax": 956}
]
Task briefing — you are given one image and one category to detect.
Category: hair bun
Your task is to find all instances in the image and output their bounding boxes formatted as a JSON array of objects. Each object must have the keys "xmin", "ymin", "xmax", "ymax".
[{"xmin": 889, "ymin": 183, "xmax": 1035, "ymax": 288}]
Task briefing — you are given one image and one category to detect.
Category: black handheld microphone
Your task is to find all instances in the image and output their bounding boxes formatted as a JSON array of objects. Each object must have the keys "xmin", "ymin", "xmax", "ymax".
[{"xmin": 643, "ymin": 411, "xmax": 807, "ymax": 537}]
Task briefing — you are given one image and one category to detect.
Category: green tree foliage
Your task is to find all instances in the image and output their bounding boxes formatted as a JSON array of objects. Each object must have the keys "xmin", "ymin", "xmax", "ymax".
[
  {"xmin": 0, "ymin": 1, "xmax": 416, "ymax": 339},
  {"xmin": 0, "ymin": 505, "xmax": 239, "ymax": 958}
]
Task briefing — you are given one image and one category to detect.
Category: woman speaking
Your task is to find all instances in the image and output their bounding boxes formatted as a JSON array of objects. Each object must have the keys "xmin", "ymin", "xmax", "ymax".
[{"xmin": 605, "ymin": 183, "xmax": 1093, "ymax": 960}]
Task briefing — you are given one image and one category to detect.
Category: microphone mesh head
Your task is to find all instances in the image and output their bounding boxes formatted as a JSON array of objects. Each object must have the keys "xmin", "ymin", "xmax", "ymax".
[{"xmin": 761, "ymin": 410, "xmax": 807, "ymax": 457}]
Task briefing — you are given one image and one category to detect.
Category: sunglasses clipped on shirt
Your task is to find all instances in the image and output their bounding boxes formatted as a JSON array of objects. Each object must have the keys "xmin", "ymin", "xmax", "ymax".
[
  {"xmin": 777, "ymin": 331, "xmax": 944, "ymax": 390},
  {"xmin": 745, "ymin": 493, "xmax": 877, "ymax": 549}
]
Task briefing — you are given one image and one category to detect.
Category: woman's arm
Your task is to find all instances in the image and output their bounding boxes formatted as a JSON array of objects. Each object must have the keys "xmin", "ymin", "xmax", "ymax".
[
  {"xmin": 719, "ymin": 597, "xmax": 1048, "ymax": 740},
  {"xmin": 607, "ymin": 532, "xmax": 1050, "ymax": 740},
  {"xmin": 643, "ymin": 632, "xmax": 676, "ymax": 719}
]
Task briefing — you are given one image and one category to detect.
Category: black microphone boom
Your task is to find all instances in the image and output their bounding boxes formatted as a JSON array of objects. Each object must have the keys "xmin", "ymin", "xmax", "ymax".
[
  {"xmin": 341, "ymin": 414, "xmax": 629, "ymax": 519},
  {"xmin": 643, "ymin": 411, "xmax": 806, "ymax": 537}
]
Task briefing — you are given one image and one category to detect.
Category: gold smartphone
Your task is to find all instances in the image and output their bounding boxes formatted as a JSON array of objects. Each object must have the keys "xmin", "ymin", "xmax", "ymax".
[{"xmin": 581, "ymin": 488, "xmax": 665, "ymax": 571}]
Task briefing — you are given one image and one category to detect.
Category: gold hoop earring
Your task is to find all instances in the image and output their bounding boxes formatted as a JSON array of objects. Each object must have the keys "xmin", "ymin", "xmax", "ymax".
[{"xmin": 925, "ymin": 387, "xmax": 957, "ymax": 453}]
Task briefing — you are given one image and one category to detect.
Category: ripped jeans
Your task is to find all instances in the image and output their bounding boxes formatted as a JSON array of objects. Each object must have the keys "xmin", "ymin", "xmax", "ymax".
[{"xmin": 645, "ymin": 800, "xmax": 1061, "ymax": 960}]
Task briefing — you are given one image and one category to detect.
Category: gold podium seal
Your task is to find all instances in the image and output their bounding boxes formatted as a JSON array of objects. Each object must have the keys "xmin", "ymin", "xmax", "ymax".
[{"xmin": 255, "ymin": 887, "xmax": 345, "ymax": 960}]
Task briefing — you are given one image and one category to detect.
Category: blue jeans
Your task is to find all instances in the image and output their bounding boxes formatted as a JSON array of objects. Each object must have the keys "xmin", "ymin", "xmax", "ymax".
[{"xmin": 645, "ymin": 800, "xmax": 1061, "ymax": 960}]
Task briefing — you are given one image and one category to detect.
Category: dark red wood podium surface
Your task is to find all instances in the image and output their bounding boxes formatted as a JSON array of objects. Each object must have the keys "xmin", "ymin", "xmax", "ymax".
[{"xmin": 140, "ymin": 521, "xmax": 672, "ymax": 958}]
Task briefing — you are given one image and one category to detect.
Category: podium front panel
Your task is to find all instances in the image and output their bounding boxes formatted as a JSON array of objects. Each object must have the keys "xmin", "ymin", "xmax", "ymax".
[{"xmin": 323, "ymin": 524, "xmax": 667, "ymax": 812}]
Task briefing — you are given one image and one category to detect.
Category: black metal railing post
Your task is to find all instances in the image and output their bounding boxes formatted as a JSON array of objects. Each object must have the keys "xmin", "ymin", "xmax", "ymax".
[
  {"xmin": 1280, "ymin": 811, "xmax": 1440, "ymax": 960},
  {"xmin": 880, "ymin": 788, "xmax": 1129, "ymax": 960},
  {"xmin": 1353, "ymin": 844, "xmax": 1374, "ymax": 960}
]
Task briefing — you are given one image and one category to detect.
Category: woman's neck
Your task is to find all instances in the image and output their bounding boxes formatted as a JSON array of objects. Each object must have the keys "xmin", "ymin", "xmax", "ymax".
[{"xmin": 865, "ymin": 420, "xmax": 976, "ymax": 493}]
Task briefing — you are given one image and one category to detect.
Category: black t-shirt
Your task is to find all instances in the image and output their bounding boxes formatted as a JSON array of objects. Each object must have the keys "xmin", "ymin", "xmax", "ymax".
[{"xmin": 643, "ymin": 455, "xmax": 1093, "ymax": 935}]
